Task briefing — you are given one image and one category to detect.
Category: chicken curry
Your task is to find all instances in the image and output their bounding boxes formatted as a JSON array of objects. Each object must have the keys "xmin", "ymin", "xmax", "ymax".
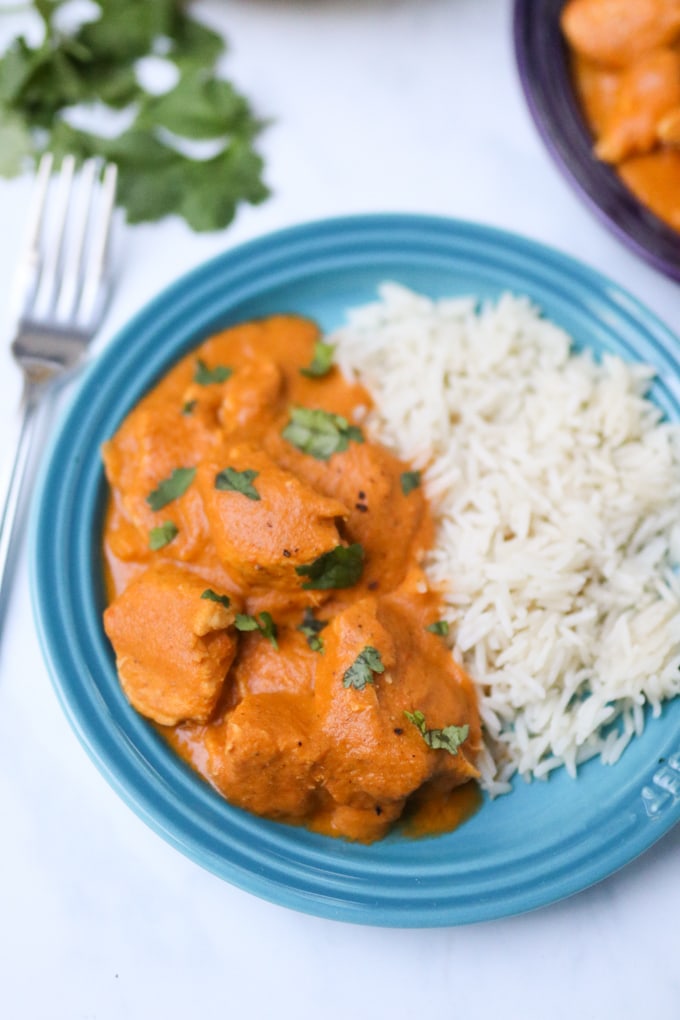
[
  {"xmin": 561, "ymin": 0, "xmax": 680, "ymax": 230},
  {"xmin": 102, "ymin": 314, "xmax": 481, "ymax": 842}
]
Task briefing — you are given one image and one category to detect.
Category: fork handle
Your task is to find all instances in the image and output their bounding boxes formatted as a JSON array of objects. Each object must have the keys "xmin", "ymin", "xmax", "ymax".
[{"xmin": 0, "ymin": 380, "xmax": 42, "ymax": 610}]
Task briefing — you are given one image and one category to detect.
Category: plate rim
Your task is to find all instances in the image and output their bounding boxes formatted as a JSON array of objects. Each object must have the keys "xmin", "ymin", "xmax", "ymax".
[{"xmin": 30, "ymin": 212, "xmax": 680, "ymax": 927}]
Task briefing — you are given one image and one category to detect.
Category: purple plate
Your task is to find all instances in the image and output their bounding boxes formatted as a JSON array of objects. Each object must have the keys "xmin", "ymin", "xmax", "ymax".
[{"xmin": 513, "ymin": 0, "xmax": 680, "ymax": 283}]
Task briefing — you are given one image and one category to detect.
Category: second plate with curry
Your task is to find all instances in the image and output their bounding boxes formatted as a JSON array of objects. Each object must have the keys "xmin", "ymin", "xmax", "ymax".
[{"xmin": 513, "ymin": 0, "xmax": 680, "ymax": 283}]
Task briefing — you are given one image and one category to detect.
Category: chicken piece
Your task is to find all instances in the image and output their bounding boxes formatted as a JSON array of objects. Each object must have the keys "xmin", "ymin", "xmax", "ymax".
[
  {"xmin": 658, "ymin": 105, "xmax": 680, "ymax": 142},
  {"xmin": 205, "ymin": 692, "xmax": 321, "ymax": 819},
  {"xmin": 196, "ymin": 442, "xmax": 349, "ymax": 595},
  {"xmin": 102, "ymin": 401, "xmax": 219, "ymax": 562},
  {"xmin": 217, "ymin": 358, "xmax": 283, "ymax": 439},
  {"xmin": 104, "ymin": 564, "xmax": 238, "ymax": 726},
  {"xmin": 265, "ymin": 431, "xmax": 430, "ymax": 596},
  {"xmin": 230, "ymin": 626, "xmax": 317, "ymax": 698},
  {"xmin": 312, "ymin": 597, "xmax": 480, "ymax": 840},
  {"xmin": 178, "ymin": 356, "xmax": 283, "ymax": 440},
  {"xmin": 619, "ymin": 148, "xmax": 680, "ymax": 228},
  {"xmin": 561, "ymin": 0, "xmax": 680, "ymax": 68},
  {"xmin": 595, "ymin": 48, "xmax": 680, "ymax": 162},
  {"xmin": 317, "ymin": 442, "xmax": 430, "ymax": 595},
  {"xmin": 571, "ymin": 55, "xmax": 622, "ymax": 136}
]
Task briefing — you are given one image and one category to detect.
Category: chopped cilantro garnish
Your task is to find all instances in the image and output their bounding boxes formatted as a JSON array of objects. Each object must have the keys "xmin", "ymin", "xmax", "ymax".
[
  {"xmin": 200, "ymin": 589, "xmax": 231, "ymax": 609},
  {"xmin": 146, "ymin": 467, "xmax": 196, "ymax": 511},
  {"xmin": 300, "ymin": 341, "xmax": 335, "ymax": 379},
  {"xmin": 343, "ymin": 646, "xmax": 385, "ymax": 690},
  {"xmin": 400, "ymin": 470, "xmax": 421, "ymax": 495},
  {"xmin": 214, "ymin": 467, "xmax": 260, "ymax": 500},
  {"xmin": 295, "ymin": 543, "xmax": 364, "ymax": 590},
  {"xmin": 234, "ymin": 611, "xmax": 278, "ymax": 648},
  {"xmin": 194, "ymin": 359, "xmax": 232, "ymax": 385},
  {"xmin": 149, "ymin": 521, "xmax": 178, "ymax": 550},
  {"xmin": 426, "ymin": 620, "xmax": 450, "ymax": 636},
  {"xmin": 181, "ymin": 399, "xmax": 197, "ymax": 416},
  {"xmin": 282, "ymin": 406, "xmax": 364, "ymax": 460},
  {"xmin": 297, "ymin": 608, "xmax": 328, "ymax": 653},
  {"xmin": 404, "ymin": 710, "xmax": 469, "ymax": 755}
]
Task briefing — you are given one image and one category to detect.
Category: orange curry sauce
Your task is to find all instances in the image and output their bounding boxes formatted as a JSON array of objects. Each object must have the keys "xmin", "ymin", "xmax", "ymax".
[
  {"xmin": 562, "ymin": 0, "xmax": 680, "ymax": 230},
  {"xmin": 102, "ymin": 315, "xmax": 481, "ymax": 842}
]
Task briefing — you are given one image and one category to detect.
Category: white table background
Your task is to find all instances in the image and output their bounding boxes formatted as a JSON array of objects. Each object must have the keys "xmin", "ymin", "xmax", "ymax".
[{"xmin": 1, "ymin": 2, "xmax": 679, "ymax": 1018}]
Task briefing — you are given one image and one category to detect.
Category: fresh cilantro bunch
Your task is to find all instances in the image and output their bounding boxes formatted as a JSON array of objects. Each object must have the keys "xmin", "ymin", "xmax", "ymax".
[{"xmin": 0, "ymin": 0, "xmax": 269, "ymax": 230}]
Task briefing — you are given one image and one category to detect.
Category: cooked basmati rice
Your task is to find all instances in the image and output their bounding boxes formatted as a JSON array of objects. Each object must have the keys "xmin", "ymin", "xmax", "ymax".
[{"xmin": 332, "ymin": 283, "xmax": 680, "ymax": 795}]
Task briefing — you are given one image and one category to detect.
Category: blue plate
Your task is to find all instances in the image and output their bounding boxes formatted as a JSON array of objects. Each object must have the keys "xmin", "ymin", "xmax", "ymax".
[
  {"xmin": 31, "ymin": 215, "xmax": 680, "ymax": 927},
  {"xmin": 513, "ymin": 0, "xmax": 680, "ymax": 284}
]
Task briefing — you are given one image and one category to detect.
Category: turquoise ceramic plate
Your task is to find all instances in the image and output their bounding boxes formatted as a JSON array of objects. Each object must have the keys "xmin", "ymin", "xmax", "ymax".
[{"xmin": 32, "ymin": 215, "xmax": 680, "ymax": 927}]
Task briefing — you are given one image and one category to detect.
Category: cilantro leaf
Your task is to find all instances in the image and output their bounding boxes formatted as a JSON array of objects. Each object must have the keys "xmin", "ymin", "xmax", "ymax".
[
  {"xmin": 404, "ymin": 710, "xmax": 469, "ymax": 755},
  {"xmin": 149, "ymin": 520, "xmax": 178, "ymax": 550},
  {"xmin": 426, "ymin": 620, "xmax": 450, "ymax": 636},
  {"xmin": 137, "ymin": 67, "xmax": 260, "ymax": 140},
  {"xmin": 300, "ymin": 341, "xmax": 335, "ymax": 379},
  {"xmin": 305, "ymin": 634, "xmax": 324, "ymax": 653},
  {"xmin": 400, "ymin": 470, "xmax": 421, "ymax": 496},
  {"xmin": 200, "ymin": 589, "xmax": 231, "ymax": 609},
  {"xmin": 75, "ymin": 61, "xmax": 140, "ymax": 109},
  {"xmin": 282, "ymin": 407, "xmax": 364, "ymax": 460},
  {"xmin": 146, "ymin": 467, "xmax": 196, "ymax": 511},
  {"xmin": 194, "ymin": 359, "xmax": 232, "ymax": 385},
  {"xmin": 171, "ymin": 15, "xmax": 225, "ymax": 69},
  {"xmin": 181, "ymin": 399, "xmax": 196, "ymax": 415},
  {"xmin": 298, "ymin": 608, "xmax": 328, "ymax": 653},
  {"xmin": 0, "ymin": 38, "xmax": 37, "ymax": 109},
  {"xmin": 77, "ymin": 0, "xmax": 181, "ymax": 63},
  {"xmin": 174, "ymin": 138, "xmax": 268, "ymax": 232},
  {"xmin": 234, "ymin": 611, "xmax": 278, "ymax": 649},
  {"xmin": 343, "ymin": 646, "xmax": 385, "ymax": 690},
  {"xmin": 214, "ymin": 467, "xmax": 261, "ymax": 501},
  {"xmin": 0, "ymin": 110, "xmax": 33, "ymax": 176},
  {"xmin": 295, "ymin": 544, "xmax": 364, "ymax": 590}
]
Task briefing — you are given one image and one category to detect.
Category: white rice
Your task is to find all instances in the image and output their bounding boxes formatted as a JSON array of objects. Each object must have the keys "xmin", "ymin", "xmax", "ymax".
[{"xmin": 332, "ymin": 283, "xmax": 680, "ymax": 795}]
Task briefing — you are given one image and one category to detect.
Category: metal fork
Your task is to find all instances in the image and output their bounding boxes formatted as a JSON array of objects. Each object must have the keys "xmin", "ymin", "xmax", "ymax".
[{"xmin": 0, "ymin": 152, "xmax": 118, "ymax": 608}]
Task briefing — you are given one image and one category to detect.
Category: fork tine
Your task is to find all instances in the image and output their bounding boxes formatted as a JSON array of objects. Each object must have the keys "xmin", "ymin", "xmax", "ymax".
[
  {"xmin": 54, "ymin": 158, "xmax": 98, "ymax": 323},
  {"xmin": 78, "ymin": 161, "xmax": 118, "ymax": 327},
  {"xmin": 10, "ymin": 152, "xmax": 54, "ymax": 320},
  {"xmin": 23, "ymin": 152, "xmax": 54, "ymax": 272},
  {"xmin": 33, "ymin": 154, "xmax": 76, "ymax": 319}
]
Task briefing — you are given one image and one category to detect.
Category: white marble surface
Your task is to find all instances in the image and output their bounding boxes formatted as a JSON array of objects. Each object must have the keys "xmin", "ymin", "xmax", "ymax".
[{"xmin": 1, "ymin": 1, "xmax": 679, "ymax": 1017}]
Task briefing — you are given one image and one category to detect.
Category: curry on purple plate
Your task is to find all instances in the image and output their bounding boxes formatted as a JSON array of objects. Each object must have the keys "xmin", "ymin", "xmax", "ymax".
[{"xmin": 513, "ymin": 0, "xmax": 680, "ymax": 283}]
